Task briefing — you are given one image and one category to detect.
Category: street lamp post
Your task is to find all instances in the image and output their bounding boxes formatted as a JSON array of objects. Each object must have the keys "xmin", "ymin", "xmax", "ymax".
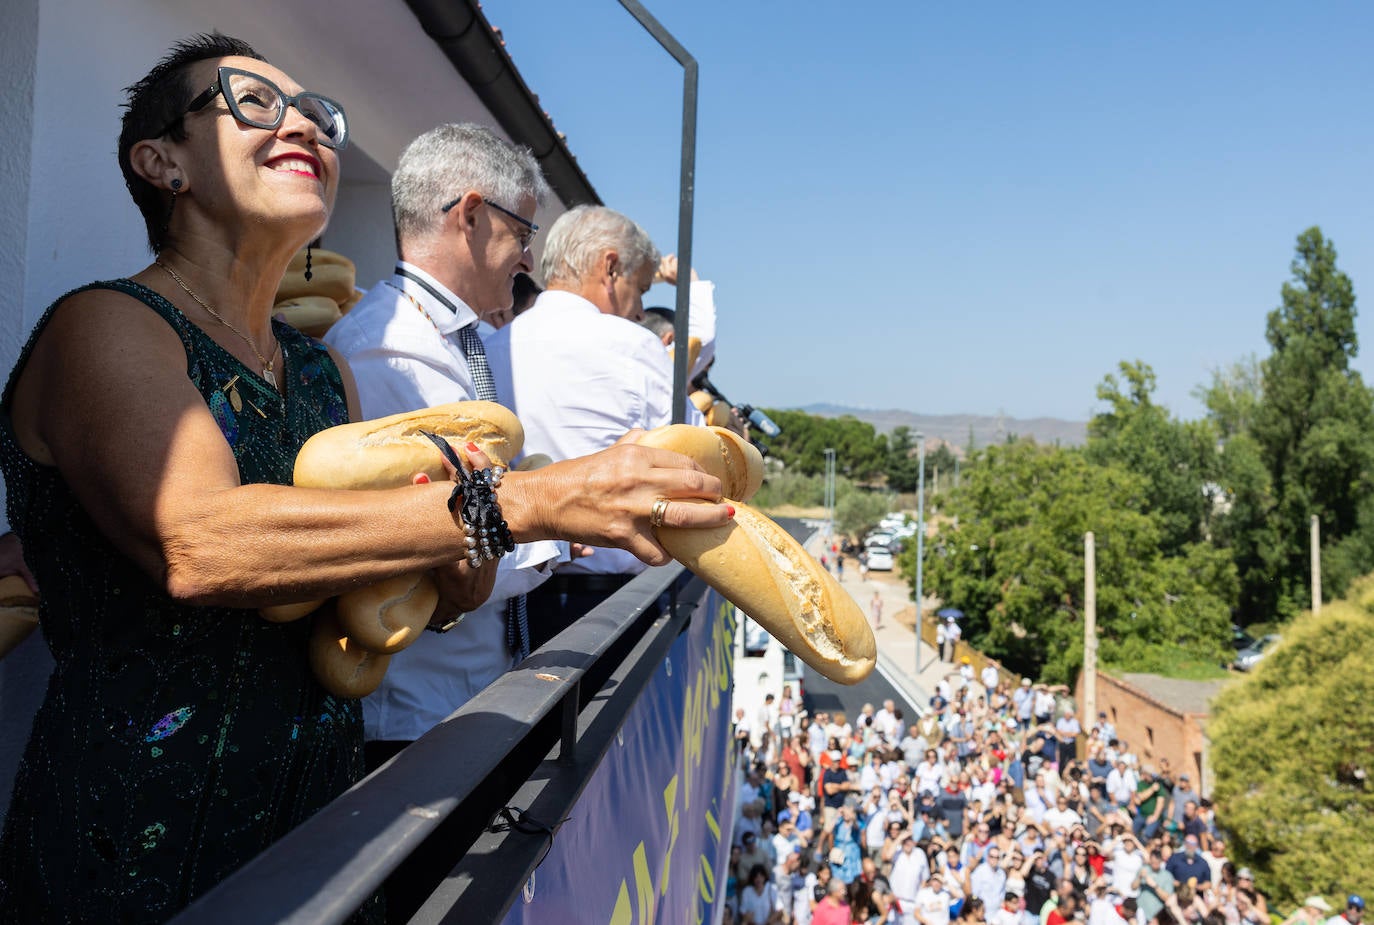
[{"xmin": 914, "ymin": 432, "xmax": 926, "ymax": 673}]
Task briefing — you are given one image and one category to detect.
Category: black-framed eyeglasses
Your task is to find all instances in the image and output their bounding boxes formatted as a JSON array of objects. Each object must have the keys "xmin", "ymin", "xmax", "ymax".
[
  {"xmin": 442, "ymin": 195, "xmax": 539, "ymax": 252},
  {"xmin": 161, "ymin": 66, "xmax": 349, "ymax": 150}
]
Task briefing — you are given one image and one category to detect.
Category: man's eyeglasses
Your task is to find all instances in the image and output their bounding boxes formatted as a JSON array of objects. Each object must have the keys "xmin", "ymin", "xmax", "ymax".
[
  {"xmin": 161, "ymin": 67, "xmax": 348, "ymax": 149},
  {"xmin": 442, "ymin": 195, "xmax": 539, "ymax": 252}
]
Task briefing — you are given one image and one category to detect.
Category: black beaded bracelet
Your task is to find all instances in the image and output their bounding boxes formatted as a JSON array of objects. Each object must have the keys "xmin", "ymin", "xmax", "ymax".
[{"xmin": 419, "ymin": 431, "xmax": 516, "ymax": 567}]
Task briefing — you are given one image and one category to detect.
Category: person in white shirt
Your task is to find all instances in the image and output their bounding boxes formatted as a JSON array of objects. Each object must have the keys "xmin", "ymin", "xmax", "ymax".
[
  {"xmin": 1109, "ymin": 834, "xmax": 1145, "ymax": 898},
  {"xmin": 874, "ymin": 699, "xmax": 898, "ymax": 740},
  {"xmin": 980, "ymin": 662, "xmax": 1001, "ymax": 694},
  {"xmin": 890, "ymin": 837, "xmax": 931, "ymax": 914},
  {"xmin": 328, "ymin": 124, "xmax": 710, "ymax": 767},
  {"xmin": 639, "ymin": 253, "xmax": 718, "ymax": 383},
  {"xmin": 486, "ymin": 204, "xmax": 703, "ymax": 640},
  {"xmin": 914, "ymin": 873, "xmax": 953, "ymax": 925}
]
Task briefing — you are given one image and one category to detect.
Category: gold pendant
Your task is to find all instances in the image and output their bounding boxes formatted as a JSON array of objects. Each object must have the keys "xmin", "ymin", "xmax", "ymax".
[
  {"xmin": 263, "ymin": 367, "xmax": 277, "ymax": 388},
  {"xmin": 221, "ymin": 375, "xmax": 243, "ymax": 412}
]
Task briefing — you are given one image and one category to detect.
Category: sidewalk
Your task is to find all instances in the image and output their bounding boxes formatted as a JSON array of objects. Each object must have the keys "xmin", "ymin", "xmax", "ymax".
[{"xmin": 806, "ymin": 532, "xmax": 958, "ymax": 716}]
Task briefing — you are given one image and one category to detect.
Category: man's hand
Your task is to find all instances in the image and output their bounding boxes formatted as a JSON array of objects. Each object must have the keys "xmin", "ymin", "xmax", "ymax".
[{"xmin": 655, "ymin": 254, "xmax": 699, "ymax": 287}]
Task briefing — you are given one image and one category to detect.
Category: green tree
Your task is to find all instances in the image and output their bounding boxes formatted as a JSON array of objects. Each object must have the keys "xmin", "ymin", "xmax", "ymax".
[
  {"xmin": 886, "ymin": 426, "xmax": 921, "ymax": 492},
  {"xmin": 1086, "ymin": 361, "xmax": 1219, "ymax": 557},
  {"xmin": 1210, "ymin": 579, "xmax": 1374, "ymax": 904},
  {"xmin": 908, "ymin": 439, "xmax": 1232, "ymax": 682},
  {"xmin": 1246, "ymin": 227, "xmax": 1374, "ymax": 617},
  {"xmin": 759, "ymin": 410, "xmax": 888, "ymax": 480}
]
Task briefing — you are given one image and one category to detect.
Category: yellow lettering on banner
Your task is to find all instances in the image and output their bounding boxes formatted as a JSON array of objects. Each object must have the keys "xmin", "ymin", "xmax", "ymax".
[
  {"xmin": 659, "ymin": 776, "xmax": 681, "ymax": 896},
  {"xmin": 705, "ymin": 808, "xmax": 719, "ymax": 841},
  {"xmin": 610, "ymin": 881, "xmax": 632, "ymax": 925},
  {"xmin": 632, "ymin": 842, "xmax": 656, "ymax": 925},
  {"xmin": 697, "ymin": 852, "xmax": 716, "ymax": 902}
]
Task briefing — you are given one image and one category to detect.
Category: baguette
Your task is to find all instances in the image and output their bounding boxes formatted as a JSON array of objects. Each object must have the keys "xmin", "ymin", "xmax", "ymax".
[
  {"xmin": 634, "ymin": 424, "xmax": 763, "ymax": 502},
  {"xmin": 335, "ymin": 572, "xmax": 439, "ymax": 654},
  {"xmin": 293, "ymin": 401, "xmax": 523, "ymax": 490},
  {"xmin": 657, "ymin": 502, "xmax": 876, "ymax": 684},
  {"xmin": 308, "ymin": 605, "xmax": 391, "ymax": 699}
]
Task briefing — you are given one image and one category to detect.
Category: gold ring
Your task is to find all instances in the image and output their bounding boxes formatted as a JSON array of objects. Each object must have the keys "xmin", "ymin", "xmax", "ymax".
[{"xmin": 649, "ymin": 498, "xmax": 671, "ymax": 528}]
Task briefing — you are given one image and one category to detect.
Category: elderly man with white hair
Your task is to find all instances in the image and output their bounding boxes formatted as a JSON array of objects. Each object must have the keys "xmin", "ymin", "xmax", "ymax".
[{"xmin": 487, "ymin": 205, "xmax": 703, "ymax": 639}]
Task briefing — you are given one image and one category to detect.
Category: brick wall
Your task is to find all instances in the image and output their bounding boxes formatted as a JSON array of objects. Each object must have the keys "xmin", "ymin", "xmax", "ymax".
[{"xmin": 1078, "ymin": 672, "xmax": 1211, "ymax": 794}]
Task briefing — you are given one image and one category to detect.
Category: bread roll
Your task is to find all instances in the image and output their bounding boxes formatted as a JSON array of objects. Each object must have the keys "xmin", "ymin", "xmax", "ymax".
[
  {"xmin": 278, "ymin": 248, "xmax": 357, "ymax": 304},
  {"xmin": 0, "ymin": 576, "xmax": 39, "ymax": 662},
  {"xmin": 0, "ymin": 576, "xmax": 37, "ymax": 611},
  {"xmin": 658, "ymin": 503, "xmax": 875, "ymax": 684},
  {"xmin": 339, "ymin": 288, "xmax": 364, "ymax": 315},
  {"xmin": 634, "ymin": 425, "xmax": 762, "ymax": 503},
  {"xmin": 293, "ymin": 401, "xmax": 524, "ymax": 490},
  {"xmin": 706, "ymin": 400, "xmax": 733, "ymax": 429},
  {"xmin": 308, "ymin": 606, "xmax": 392, "ymax": 699},
  {"xmin": 690, "ymin": 390, "xmax": 714, "ymax": 415},
  {"xmin": 276, "ymin": 263, "xmax": 355, "ymax": 305},
  {"xmin": 274, "ymin": 296, "xmax": 343, "ymax": 338},
  {"xmin": 335, "ymin": 572, "xmax": 439, "ymax": 654},
  {"xmin": 259, "ymin": 599, "xmax": 327, "ymax": 623}
]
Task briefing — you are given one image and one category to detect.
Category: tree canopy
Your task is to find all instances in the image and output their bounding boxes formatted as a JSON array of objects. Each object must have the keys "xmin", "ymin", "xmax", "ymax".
[{"xmin": 1209, "ymin": 577, "xmax": 1374, "ymax": 904}]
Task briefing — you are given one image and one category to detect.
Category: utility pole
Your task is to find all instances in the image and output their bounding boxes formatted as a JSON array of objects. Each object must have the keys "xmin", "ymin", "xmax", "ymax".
[
  {"xmin": 915, "ymin": 432, "xmax": 926, "ymax": 673},
  {"xmin": 1084, "ymin": 532, "xmax": 1097, "ymax": 724},
  {"xmin": 1311, "ymin": 514, "xmax": 1322, "ymax": 614}
]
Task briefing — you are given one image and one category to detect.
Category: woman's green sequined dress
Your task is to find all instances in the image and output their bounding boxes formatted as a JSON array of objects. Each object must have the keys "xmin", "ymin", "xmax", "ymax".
[{"xmin": 0, "ymin": 280, "xmax": 371, "ymax": 923}]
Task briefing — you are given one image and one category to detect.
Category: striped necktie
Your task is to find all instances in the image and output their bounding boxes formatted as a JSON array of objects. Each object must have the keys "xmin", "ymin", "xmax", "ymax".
[{"xmin": 454, "ymin": 322, "xmax": 529, "ymax": 662}]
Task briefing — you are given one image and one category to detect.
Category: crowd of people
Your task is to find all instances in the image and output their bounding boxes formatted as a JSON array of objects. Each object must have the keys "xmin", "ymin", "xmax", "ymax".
[{"xmin": 722, "ymin": 671, "xmax": 1361, "ymax": 925}]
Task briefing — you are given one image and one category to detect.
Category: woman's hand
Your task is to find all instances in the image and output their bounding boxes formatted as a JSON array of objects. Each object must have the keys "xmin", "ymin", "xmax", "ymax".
[
  {"xmin": 501, "ymin": 431, "xmax": 732, "ymax": 566},
  {"xmin": 417, "ymin": 441, "xmax": 504, "ymax": 622},
  {"xmin": 0, "ymin": 533, "xmax": 37, "ymax": 595}
]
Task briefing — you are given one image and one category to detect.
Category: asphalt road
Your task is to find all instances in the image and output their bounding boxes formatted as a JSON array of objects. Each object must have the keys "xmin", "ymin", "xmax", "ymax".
[{"xmin": 801, "ymin": 662, "xmax": 923, "ymax": 728}]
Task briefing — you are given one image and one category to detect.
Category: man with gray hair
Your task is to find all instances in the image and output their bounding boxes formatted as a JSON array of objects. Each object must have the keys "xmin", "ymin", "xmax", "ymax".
[
  {"xmin": 324, "ymin": 123, "xmax": 563, "ymax": 773},
  {"xmin": 487, "ymin": 205, "xmax": 697, "ymax": 640}
]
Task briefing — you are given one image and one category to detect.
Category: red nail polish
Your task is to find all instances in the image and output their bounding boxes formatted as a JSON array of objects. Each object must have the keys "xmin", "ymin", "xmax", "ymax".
[
  {"xmin": 726, "ymin": 505, "xmax": 736, "ymax": 517},
  {"xmin": 466, "ymin": 442, "xmax": 479, "ymax": 453},
  {"xmin": 414, "ymin": 473, "xmax": 430, "ymax": 484}
]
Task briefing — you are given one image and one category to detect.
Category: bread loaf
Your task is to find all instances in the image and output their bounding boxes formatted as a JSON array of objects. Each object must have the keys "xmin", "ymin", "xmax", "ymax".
[
  {"xmin": 0, "ymin": 576, "xmax": 39, "ymax": 661},
  {"xmin": 635, "ymin": 424, "xmax": 874, "ymax": 684},
  {"xmin": 658, "ymin": 503, "xmax": 876, "ymax": 684},
  {"xmin": 274, "ymin": 296, "xmax": 342, "ymax": 338},
  {"xmin": 308, "ymin": 605, "xmax": 391, "ymax": 699},
  {"xmin": 706, "ymin": 400, "xmax": 733, "ymax": 428},
  {"xmin": 259, "ymin": 599, "xmax": 327, "ymax": 623},
  {"xmin": 293, "ymin": 401, "xmax": 523, "ymax": 490},
  {"xmin": 277, "ymin": 248, "xmax": 356, "ymax": 304},
  {"xmin": 335, "ymin": 572, "xmax": 439, "ymax": 654},
  {"xmin": 634, "ymin": 425, "xmax": 763, "ymax": 502}
]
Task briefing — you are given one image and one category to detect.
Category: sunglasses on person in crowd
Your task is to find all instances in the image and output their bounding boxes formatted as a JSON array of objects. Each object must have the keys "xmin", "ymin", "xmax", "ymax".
[{"xmin": 162, "ymin": 66, "xmax": 349, "ymax": 149}]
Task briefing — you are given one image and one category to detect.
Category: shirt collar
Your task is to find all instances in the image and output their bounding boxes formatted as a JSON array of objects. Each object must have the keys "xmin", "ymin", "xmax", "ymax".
[
  {"xmin": 392, "ymin": 261, "xmax": 479, "ymax": 334},
  {"xmin": 532, "ymin": 288, "xmax": 604, "ymax": 316}
]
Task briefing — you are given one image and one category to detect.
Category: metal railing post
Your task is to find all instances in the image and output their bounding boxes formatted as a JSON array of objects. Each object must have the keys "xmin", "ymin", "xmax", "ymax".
[{"xmin": 616, "ymin": 0, "xmax": 697, "ymax": 423}]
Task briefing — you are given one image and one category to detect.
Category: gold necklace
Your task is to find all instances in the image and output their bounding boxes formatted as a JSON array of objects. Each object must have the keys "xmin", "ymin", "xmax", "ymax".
[{"xmin": 156, "ymin": 261, "xmax": 279, "ymax": 388}]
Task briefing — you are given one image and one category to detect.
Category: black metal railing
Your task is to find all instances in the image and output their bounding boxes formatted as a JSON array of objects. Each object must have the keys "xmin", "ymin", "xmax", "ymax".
[{"xmin": 169, "ymin": 563, "xmax": 705, "ymax": 924}]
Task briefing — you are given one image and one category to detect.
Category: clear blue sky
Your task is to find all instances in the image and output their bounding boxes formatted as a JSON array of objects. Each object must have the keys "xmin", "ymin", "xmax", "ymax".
[{"xmin": 486, "ymin": 0, "xmax": 1374, "ymax": 423}]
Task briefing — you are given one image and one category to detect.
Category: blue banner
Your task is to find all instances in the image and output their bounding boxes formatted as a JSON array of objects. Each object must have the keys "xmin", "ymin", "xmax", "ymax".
[{"xmin": 503, "ymin": 588, "xmax": 739, "ymax": 925}]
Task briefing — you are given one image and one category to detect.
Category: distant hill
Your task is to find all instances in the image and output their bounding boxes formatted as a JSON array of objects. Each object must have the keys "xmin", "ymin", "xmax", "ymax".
[{"xmin": 793, "ymin": 403, "xmax": 1087, "ymax": 450}]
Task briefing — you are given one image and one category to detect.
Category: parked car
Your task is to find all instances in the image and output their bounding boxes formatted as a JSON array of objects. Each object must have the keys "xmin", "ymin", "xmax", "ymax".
[
  {"xmin": 1233, "ymin": 634, "xmax": 1280, "ymax": 671},
  {"xmin": 866, "ymin": 546, "xmax": 894, "ymax": 571},
  {"xmin": 1231, "ymin": 623, "xmax": 1257, "ymax": 651},
  {"xmin": 864, "ymin": 532, "xmax": 894, "ymax": 549}
]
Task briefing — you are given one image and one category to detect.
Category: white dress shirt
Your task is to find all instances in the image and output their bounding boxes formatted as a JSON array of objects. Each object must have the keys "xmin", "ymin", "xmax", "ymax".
[
  {"xmin": 485, "ymin": 288, "xmax": 684, "ymax": 576},
  {"xmin": 685, "ymin": 279, "xmax": 716, "ymax": 381},
  {"xmin": 324, "ymin": 262, "xmax": 563, "ymax": 742}
]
